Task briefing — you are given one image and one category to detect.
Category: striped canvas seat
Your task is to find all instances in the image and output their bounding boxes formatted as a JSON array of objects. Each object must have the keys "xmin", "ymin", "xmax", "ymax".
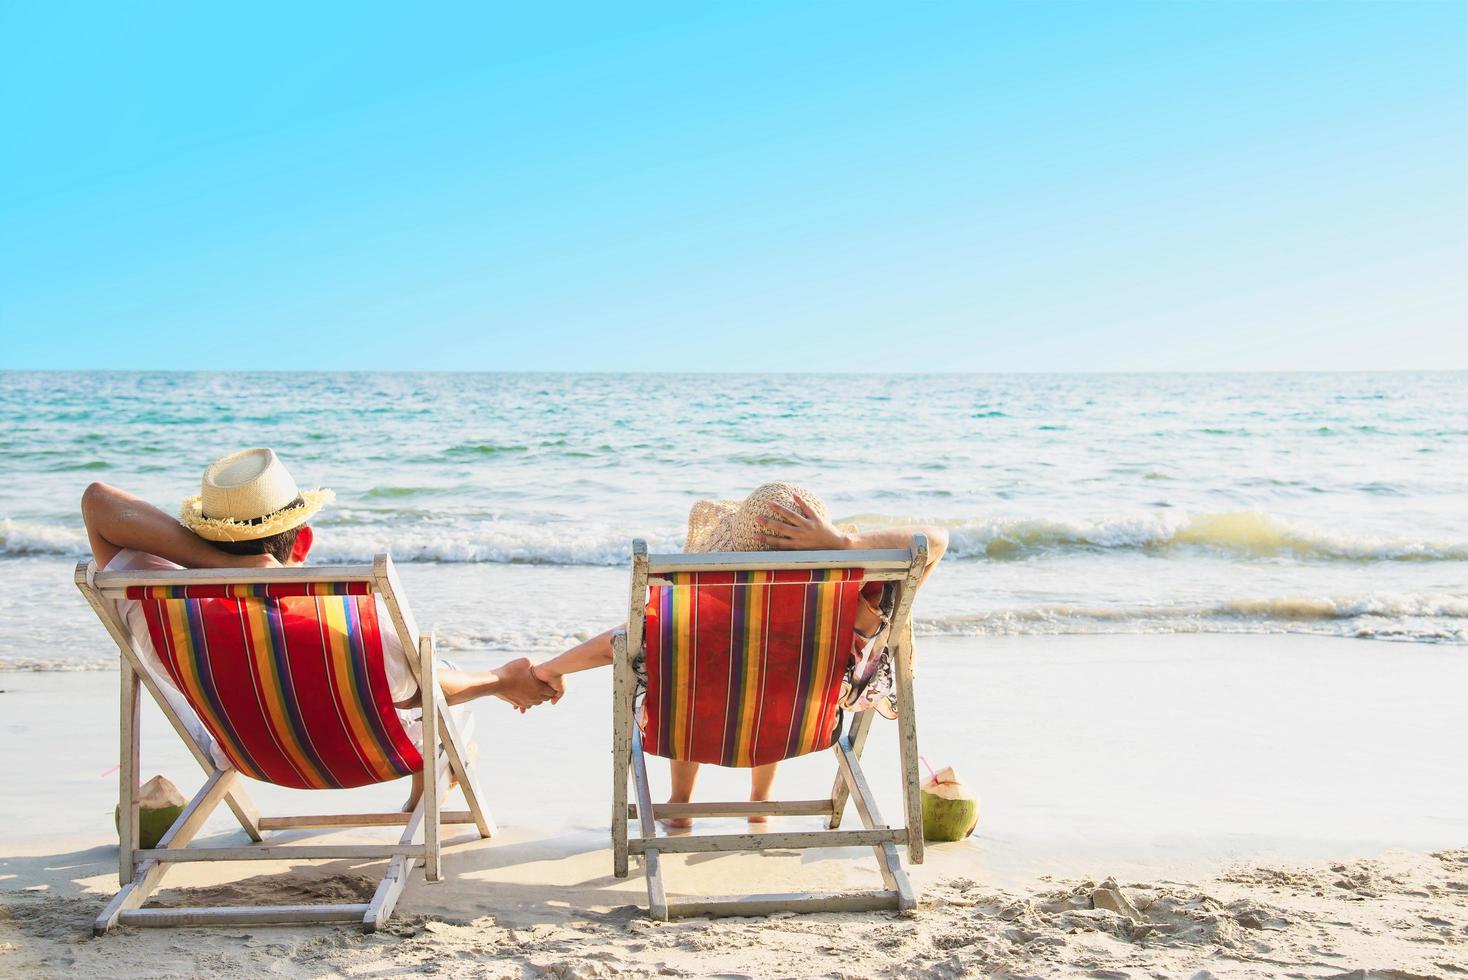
[
  {"xmin": 642, "ymin": 568, "xmax": 864, "ymax": 768},
  {"xmin": 128, "ymin": 581, "xmax": 422, "ymax": 790},
  {"xmin": 614, "ymin": 539, "xmax": 930, "ymax": 919},
  {"xmin": 82, "ymin": 556, "xmax": 492, "ymax": 934}
]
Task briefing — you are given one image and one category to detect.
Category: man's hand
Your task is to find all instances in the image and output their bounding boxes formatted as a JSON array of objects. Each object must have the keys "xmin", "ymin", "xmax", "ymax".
[
  {"xmin": 755, "ymin": 494, "xmax": 852, "ymax": 551},
  {"xmin": 492, "ymin": 657, "xmax": 558, "ymax": 711}
]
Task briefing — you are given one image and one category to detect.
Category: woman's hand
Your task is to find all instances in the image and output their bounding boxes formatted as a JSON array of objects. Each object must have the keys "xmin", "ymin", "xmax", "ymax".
[
  {"xmin": 756, "ymin": 494, "xmax": 853, "ymax": 551},
  {"xmin": 529, "ymin": 663, "xmax": 565, "ymax": 704}
]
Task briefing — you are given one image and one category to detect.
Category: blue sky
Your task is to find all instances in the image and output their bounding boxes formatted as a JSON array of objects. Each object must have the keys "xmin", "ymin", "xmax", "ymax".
[{"xmin": 2, "ymin": 2, "xmax": 1464, "ymax": 372}]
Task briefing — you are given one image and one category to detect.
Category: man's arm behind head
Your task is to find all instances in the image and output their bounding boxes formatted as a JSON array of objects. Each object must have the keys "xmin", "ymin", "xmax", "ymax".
[{"xmin": 80, "ymin": 481, "xmax": 280, "ymax": 570}]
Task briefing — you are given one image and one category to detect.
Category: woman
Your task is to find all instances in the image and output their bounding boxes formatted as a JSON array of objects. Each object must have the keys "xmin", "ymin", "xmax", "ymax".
[{"xmin": 532, "ymin": 482, "xmax": 948, "ymax": 828}]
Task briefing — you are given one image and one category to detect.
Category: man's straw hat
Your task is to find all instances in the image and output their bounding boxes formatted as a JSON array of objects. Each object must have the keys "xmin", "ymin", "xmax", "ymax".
[
  {"xmin": 179, "ymin": 448, "xmax": 333, "ymax": 542},
  {"xmin": 685, "ymin": 482, "xmax": 853, "ymax": 553}
]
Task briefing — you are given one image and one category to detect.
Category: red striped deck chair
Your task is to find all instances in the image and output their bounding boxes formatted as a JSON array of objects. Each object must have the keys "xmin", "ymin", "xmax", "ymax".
[
  {"xmin": 612, "ymin": 536, "xmax": 929, "ymax": 919},
  {"xmin": 75, "ymin": 555, "xmax": 491, "ymax": 934}
]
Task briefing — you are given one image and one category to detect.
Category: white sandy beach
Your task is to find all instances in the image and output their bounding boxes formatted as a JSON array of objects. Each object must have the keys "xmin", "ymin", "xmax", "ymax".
[
  {"xmin": 3, "ymin": 633, "xmax": 1466, "ymax": 978},
  {"xmin": 3, "ymin": 0, "xmax": 1465, "ymax": 969}
]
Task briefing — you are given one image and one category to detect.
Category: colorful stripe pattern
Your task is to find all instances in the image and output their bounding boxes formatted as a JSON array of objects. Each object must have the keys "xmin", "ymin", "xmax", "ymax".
[
  {"xmin": 642, "ymin": 568, "xmax": 864, "ymax": 767},
  {"xmin": 127, "ymin": 582, "xmax": 370, "ymax": 599},
  {"xmin": 136, "ymin": 589, "xmax": 422, "ymax": 790}
]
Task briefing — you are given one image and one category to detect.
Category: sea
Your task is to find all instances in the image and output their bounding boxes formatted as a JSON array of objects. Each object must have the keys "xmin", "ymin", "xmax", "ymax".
[{"xmin": 1, "ymin": 371, "xmax": 1464, "ymax": 671}]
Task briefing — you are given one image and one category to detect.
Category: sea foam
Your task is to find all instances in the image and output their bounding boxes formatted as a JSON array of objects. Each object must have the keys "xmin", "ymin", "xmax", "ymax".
[
  {"xmin": 919, "ymin": 592, "xmax": 1468, "ymax": 643},
  {"xmin": 0, "ymin": 519, "xmax": 90, "ymax": 556},
  {"xmin": 943, "ymin": 510, "xmax": 1468, "ymax": 562},
  {"xmin": 5, "ymin": 511, "xmax": 1467, "ymax": 564}
]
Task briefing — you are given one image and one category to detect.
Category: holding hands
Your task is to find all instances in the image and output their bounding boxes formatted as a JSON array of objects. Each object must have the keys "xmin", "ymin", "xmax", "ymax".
[
  {"xmin": 492, "ymin": 657, "xmax": 562, "ymax": 712},
  {"xmin": 529, "ymin": 663, "xmax": 565, "ymax": 702},
  {"xmin": 443, "ymin": 486, "xmax": 946, "ymax": 727}
]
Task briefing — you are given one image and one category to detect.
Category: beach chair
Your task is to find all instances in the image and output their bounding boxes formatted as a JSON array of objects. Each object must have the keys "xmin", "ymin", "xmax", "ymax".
[
  {"xmin": 74, "ymin": 555, "xmax": 492, "ymax": 934},
  {"xmin": 611, "ymin": 536, "xmax": 928, "ymax": 919}
]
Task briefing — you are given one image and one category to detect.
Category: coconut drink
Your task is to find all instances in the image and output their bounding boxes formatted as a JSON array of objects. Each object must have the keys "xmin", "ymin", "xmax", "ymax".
[
  {"xmin": 921, "ymin": 766, "xmax": 979, "ymax": 842},
  {"xmin": 114, "ymin": 774, "xmax": 186, "ymax": 849}
]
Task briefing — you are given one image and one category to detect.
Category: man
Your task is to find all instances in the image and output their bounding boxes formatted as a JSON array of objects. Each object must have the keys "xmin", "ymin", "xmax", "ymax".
[{"xmin": 82, "ymin": 448, "xmax": 558, "ymax": 763}]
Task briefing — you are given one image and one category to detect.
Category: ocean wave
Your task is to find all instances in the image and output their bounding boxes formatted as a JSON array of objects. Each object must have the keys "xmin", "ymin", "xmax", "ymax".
[
  {"xmin": 918, "ymin": 592, "xmax": 1468, "ymax": 644},
  {"xmin": 309, "ymin": 524, "xmax": 685, "ymax": 565},
  {"xmin": 46, "ymin": 459, "xmax": 111, "ymax": 472},
  {"xmin": 443, "ymin": 442, "xmax": 531, "ymax": 457},
  {"xmin": 944, "ymin": 511, "xmax": 1468, "ymax": 562},
  {"xmin": 5, "ymin": 509, "xmax": 1466, "ymax": 565},
  {"xmin": 0, "ymin": 519, "xmax": 90, "ymax": 556},
  {"xmin": 0, "ymin": 656, "xmax": 115, "ymax": 672},
  {"xmin": 0, "ymin": 515, "xmax": 687, "ymax": 563},
  {"xmin": 360, "ymin": 485, "xmax": 461, "ymax": 500}
]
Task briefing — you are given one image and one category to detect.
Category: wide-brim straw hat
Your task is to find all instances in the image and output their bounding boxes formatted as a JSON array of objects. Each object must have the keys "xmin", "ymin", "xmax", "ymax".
[
  {"xmin": 180, "ymin": 448, "xmax": 333, "ymax": 542},
  {"xmin": 685, "ymin": 482, "xmax": 855, "ymax": 553}
]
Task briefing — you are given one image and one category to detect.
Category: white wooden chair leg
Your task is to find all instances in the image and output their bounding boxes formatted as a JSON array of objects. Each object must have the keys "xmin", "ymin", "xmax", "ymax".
[
  {"xmin": 883, "ymin": 543, "xmax": 927, "ymax": 865},
  {"xmin": 96, "ymin": 861, "xmax": 162, "ymax": 936},
  {"xmin": 829, "ymin": 708, "xmax": 875, "ymax": 829},
  {"xmin": 630, "ymin": 728, "xmax": 668, "ymax": 920},
  {"xmin": 436, "ymin": 698, "xmax": 493, "ymax": 838},
  {"xmin": 419, "ymin": 634, "xmax": 441, "ymax": 883},
  {"xmin": 118, "ymin": 660, "xmax": 140, "ymax": 886},
  {"xmin": 365, "ymin": 798, "xmax": 426, "ymax": 932},
  {"xmin": 835, "ymin": 738, "xmax": 916, "ymax": 909},
  {"xmin": 892, "ymin": 619, "xmax": 924, "ymax": 866},
  {"xmin": 612, "ymin": 630, "xmax": 632, "ymax": 878},
  {"xmin": 617, "ymin": 545, "xmax": 650, "ymax": 880},
  {"xmin": 222, "ymin": 784, "xmax": 264, "ymax": 842}
]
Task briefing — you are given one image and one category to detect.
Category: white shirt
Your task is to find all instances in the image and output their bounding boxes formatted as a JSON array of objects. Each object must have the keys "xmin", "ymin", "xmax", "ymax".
[{"xmin": 106, "ymin": 550, "xmax": 423, "ymax": 766}]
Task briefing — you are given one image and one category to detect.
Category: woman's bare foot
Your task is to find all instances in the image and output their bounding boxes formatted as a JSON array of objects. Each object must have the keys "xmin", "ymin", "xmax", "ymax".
[{"xmin": 658, "ymin": 796, "xmax": 693, "ymax": 830}]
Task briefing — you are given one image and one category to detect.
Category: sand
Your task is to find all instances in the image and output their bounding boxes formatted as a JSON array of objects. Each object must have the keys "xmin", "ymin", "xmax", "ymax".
[
  {"xmin": 2, "ymin": 634, "xmax": 1466, "ymax": 978},
  {"xmin": 3, "ymin": 842, "xmax": 1464, "ymax": 978}
]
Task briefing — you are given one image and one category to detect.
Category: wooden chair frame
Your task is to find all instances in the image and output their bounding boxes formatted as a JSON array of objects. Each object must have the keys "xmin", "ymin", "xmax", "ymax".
[
  {"xmin": 75, "ymin": 554, "xmax": 493, "ymax": 933},
  {"xmin": 612, "ymin": 536, "xmax": 928, "ymax": 919}
]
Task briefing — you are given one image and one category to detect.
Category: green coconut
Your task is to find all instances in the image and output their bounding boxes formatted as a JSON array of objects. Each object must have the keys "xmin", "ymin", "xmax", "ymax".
[
  {"xmin": 921, "ymin": 766, "xmax": 979, "ymax": 842},
  {"xmin": 114, "ymin": 775, "xmax": 186, "ymax": 850}
]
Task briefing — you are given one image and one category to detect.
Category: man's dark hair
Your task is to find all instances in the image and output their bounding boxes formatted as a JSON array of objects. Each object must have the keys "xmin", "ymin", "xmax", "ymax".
[
  {"xmin": 214, "ymin": 525, "xmax": 302, "ymax": 565},
  {"xmin": 210, "ymin": 495, "xmax": 307, "ymax": 565}
]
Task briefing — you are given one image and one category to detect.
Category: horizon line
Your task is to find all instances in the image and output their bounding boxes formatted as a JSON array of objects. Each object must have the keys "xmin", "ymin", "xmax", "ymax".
[{"xmin": 4, "ymin": 367, "xmax": 1467, "ymax": 377}]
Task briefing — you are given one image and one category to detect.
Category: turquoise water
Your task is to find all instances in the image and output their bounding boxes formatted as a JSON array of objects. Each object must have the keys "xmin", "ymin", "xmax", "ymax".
[{"xmin": 1, "ymin": 370, "xmax": 1465, "ymax": 666}]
